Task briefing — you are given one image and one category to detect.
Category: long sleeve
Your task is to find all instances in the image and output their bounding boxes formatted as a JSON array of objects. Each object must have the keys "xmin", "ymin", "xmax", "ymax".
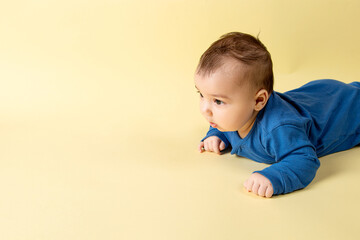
[
  {"xmin": 201, "ymin": 126, "xmax": 231, "ymax": 150},
  {"xmin": 254, "ymin": 124, "xmax": 320, "ymax": 195}
]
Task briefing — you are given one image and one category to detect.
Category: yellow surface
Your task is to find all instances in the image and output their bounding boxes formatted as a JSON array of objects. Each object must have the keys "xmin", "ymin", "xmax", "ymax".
[{"xmin": 1, "ymin": 0, "xmax": 360, "ymax": 239}]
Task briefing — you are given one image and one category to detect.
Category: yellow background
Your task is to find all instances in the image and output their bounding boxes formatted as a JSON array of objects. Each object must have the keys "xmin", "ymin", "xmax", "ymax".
[{"xmin": 1, "ymin": 0, "xmax": 360, "ymax": 239}]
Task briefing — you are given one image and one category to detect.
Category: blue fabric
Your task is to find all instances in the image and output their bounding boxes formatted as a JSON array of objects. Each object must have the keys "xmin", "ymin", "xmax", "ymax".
[{"xmin": 201, "ymin": 79, "xmax": 360, "ymax": 195}]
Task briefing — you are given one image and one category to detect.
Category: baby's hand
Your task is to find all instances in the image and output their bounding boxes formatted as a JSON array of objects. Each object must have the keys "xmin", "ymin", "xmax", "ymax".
[
  {"xmin": 244, "ymin": 173, "xmax": 274, "ymax": 198},
  {"xmin": 198, "ymin": 136, "xmax": 226, "ymax": 154}
]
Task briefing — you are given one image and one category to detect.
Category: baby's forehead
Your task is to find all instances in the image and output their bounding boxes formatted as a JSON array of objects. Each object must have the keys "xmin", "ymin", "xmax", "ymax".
[
  {"xmin": 214, "ymin": 60, "xmax": 252, "ymax": 86},
  {"xmin": 195, "ymin": 67, "xmax": 249, "ymax": 92}
]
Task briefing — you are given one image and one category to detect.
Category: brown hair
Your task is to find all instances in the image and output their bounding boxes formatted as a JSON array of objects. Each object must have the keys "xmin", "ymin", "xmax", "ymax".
[{"xmin": 196, "ymin": 32, "xmax": 274, "ymax": 93}]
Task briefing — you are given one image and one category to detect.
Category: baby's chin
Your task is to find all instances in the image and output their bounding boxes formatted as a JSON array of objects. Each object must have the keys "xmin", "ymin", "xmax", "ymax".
[
  {"xmin": 215, "ymin": 126, "xmax": 230, "ymax": 132},
  {"xmin": 219, "ymin": 127, "xmax": 241, "ymax": 132},
  {"xmin": 212, "ymin": 123, "xmax": 236, "ymax": 132}
]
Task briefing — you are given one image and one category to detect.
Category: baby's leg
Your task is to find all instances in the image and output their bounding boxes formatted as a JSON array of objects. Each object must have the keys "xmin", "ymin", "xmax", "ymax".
[
  {"xmin": 350, "ymin": 81, "xmax": 360, "ymax": 147},
  {"xmin": 349, "ymin": 81, "xmax": 360, "ymax": 88}
]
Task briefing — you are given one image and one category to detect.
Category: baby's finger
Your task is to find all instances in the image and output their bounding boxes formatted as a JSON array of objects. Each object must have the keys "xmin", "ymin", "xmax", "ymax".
[
  {"xmin": 204, "ymin": 141, "xmax": 210, "ymax": 152},
  {"xmin": 212, "ymin": 140, "xmax": 220, "ymax": 154},
  {"xmin": 198, "ymin": 142, "xmax": 205, "ymax": 153},
  {"xmin": 251, "ymin": 182, "xmax": 260, "ymax": 195},
  {"xmin": 244, "ymin": 179, "xmax": 253, "ymax": 192},
  {"xmin": 265, "ymin": 185, "xmax": 274, "ymax": 198},
  {"xmin": 257, "ymin": 185, "xmax": 267, "ymax": 197},
  {"xmin": 219, "ymin": 141, "xmax": 226, "ymax": 151}
]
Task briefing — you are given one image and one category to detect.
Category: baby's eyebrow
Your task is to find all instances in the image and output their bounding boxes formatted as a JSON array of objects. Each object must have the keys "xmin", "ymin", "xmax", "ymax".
[
  {"xmin": 210, "ymin": 94, "xmax": 230, "ymax": 100},
  {"xmin": 194, "ymin": 85, "xmax": 229, "ymax": 99}
]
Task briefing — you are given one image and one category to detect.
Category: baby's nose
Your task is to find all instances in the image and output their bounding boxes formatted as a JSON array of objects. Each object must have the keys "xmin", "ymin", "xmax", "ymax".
[{"xmin": 200, "ymin": 102, "xmax": 212, "ymax": 117}]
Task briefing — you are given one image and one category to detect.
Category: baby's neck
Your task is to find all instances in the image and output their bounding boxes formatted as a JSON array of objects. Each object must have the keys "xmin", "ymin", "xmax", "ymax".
[{"xmin": 237, "ymin": 112, "xmax": 258, "ymax": 139}]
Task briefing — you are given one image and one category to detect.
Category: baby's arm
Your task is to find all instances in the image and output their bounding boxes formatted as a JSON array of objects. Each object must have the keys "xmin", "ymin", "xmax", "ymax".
[
  {"xmin": 198, "ymin": 136, "xmax": 226, "ymax": 154},
  {"xmin": 257, "ymin": 125, "xmax": 320, "ymax": 195}
]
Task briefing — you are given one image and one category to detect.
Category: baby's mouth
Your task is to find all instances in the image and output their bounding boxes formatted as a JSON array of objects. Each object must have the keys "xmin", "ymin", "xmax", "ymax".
[{"xmin": 209, "ymin": 122, "xmax": 218, "ymax": 128}]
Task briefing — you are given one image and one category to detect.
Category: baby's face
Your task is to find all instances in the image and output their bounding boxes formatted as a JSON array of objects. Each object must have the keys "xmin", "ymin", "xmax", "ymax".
[{"xmin": 195, "ymin": 59, "xmax": 257, "ymax": 133}]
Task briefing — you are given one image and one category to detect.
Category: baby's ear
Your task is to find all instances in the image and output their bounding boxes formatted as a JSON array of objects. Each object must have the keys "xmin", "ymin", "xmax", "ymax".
[{"xmin": 254, "ymin": 89, "xmax": 269, "ymax": 111}]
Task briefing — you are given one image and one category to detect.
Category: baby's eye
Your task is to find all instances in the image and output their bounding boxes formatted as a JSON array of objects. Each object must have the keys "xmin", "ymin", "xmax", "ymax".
[
  {"xmin": 197, "ymin": 91, "xmax": 203, "ymax": 98},
  {"xmin": 214, "ymin": 99, "xmax": 224, "ymax": 105}
]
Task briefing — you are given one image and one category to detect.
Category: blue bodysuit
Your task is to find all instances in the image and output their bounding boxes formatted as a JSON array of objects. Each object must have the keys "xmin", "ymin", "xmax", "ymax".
[{"xmin": 202, "ymin": 79, "xmax": 360, "ymax": 195}]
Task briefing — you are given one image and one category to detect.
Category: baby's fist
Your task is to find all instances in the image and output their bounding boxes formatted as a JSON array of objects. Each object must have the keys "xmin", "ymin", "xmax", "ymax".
[
  {"xmin": 198, "ymin": 136, "xmax": 226, "ymax": 154},
  {"xmin": 244, "ymin": 173, "xmax": 274, "ymax": 198}
]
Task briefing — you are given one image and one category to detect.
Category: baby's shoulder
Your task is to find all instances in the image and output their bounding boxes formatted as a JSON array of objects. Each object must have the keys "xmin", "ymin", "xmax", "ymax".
[
  {"xmin": 256, "ymin": 92, "xmax": 307, "ymax": 134},
  {"xmin": 257, "ymin": 113, "xmax": 304, "ymax": 138}
]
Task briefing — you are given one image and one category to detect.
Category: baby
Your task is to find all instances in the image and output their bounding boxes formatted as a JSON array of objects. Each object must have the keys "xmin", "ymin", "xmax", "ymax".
[{"xmin": 195, "ymin": 32, "xmax": 360, "ymax": 198}]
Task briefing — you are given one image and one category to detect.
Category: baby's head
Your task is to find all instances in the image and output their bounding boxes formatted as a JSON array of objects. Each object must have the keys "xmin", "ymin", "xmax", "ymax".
[
  {"xmin": 195, "ymin": 32, "xmax": 274, "ymax": 136},
  {"xmin": 196, "ymin": 32, "xmax": 273, "ymax": 94}
]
